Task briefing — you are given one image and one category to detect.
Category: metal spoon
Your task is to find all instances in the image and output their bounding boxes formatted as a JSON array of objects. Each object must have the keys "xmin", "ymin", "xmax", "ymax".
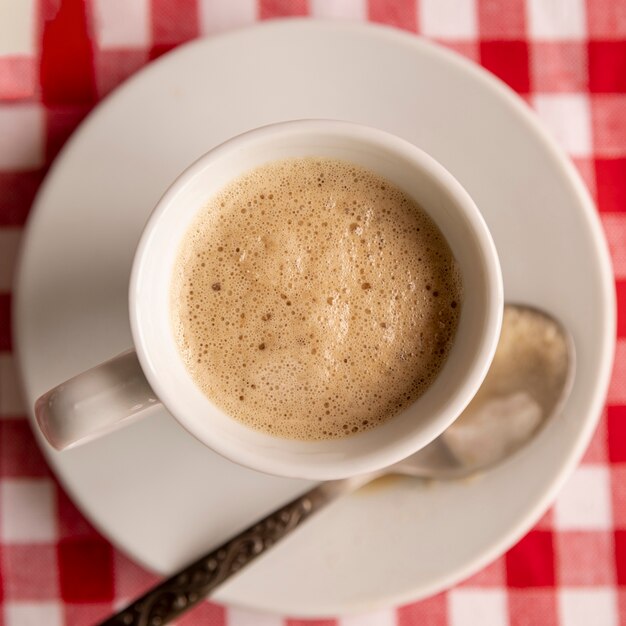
[{"xmin": 101, "ymin": 304, "xmax": 574, "ymax": 626}]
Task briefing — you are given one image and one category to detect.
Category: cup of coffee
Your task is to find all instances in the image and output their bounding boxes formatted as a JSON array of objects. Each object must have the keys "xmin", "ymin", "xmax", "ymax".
[{"xmin": 36, "ymin": 120, "xmax": 502, "ymax": 480}]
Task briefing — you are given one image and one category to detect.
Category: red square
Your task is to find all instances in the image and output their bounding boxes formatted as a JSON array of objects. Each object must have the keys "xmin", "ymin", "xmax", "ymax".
[
  {"xmin": 58, "ymin": 538, "xmax": 114, "ymax": 602},
  {"xmin": 113, "ymin": 551, "xmax": 159, "ymax": 598},
  {"xmin": 595, "ymin": 158, "xmax": 626, "ymax": 212},
  {"xmin": 459, "ymin": 556, "xmax": 506, "ymax": 587},
  {"xmin": 94, "ymin": 49, "xmax": 148, "ymax": 99},
  {"xmin": 45, "ymin": 105, "xmax": 92, "ymax": 163},
  {"xmin": 508, "ymin": 589, "xmax": 558, "ymax": 626},
  {"xmin": 57, "ymin": 487, "xmax": 101, "ymax": 540},
  {"xmin": 149, "ymin": 43, "xmax": 178, "ymax": 61},
  {"xmin": 608, "ymin": 341, "xmax": 626, "ymax": 405},
  {"xmin": 614, "ymin": 530, "xmax": 626, "ymax": 585},
  {"xmin": 611, "ymin": 465, "xmax": 626, "ymax": 529},
  {"xmin": 587, "ymin": 1, "xmax": 626, "ymax": 39},
  {"xmin": 618, "ymin": 282, "xmax": 626, "ymax": 338},
  {"xmin": 530, "ymin": 42, "xmax": 588, "ymax": 93},
  {"xmin": 368, "ymin": 0, "xmax": 418, "ymax": 32},
  {"xmin": 589, "ymin": 41, "xmax": 626, "ymax": 93},
  {"xmin": 40, "ymin": 0, "xmax": 96, "ymax": 105},
  {"xmin": 608, "ymin": 406, "xmax": 626, "ymax": 462},
  {"xmin": 177, "ymin": 602, "xmax": 226, "ymax": 626},
  {"xmin": 397, "ymin": 592, "xmax": 448, "ymax": 626},
  {"xmin": 151, "ymin": 0, "xmax": 199, "ymax": 46},
  {"xmin": 0, "ymin": 56, "xmax": 37, "ymax": 100},
  {"xmin": 2, "ymin": 545, "xmax": 59, "ymax": 599},
  {"xmin": 591, "ymin": 95, "xmax": 626, "ymax": 157},
  {"xmin": 0, "ymin": 293, "xmax": 11, "ymax": 351},
  {"xmin": 556, "ymin": 531, "xmax": 616, "ymax": 585},
  {"xmin": 505, "ymin": 530, "xmax": 555, "ymax": 587},
  {"xmin": 65, "ymin": 603, "xmax": 114, "ymax": 626},
  {"xmin": 582, "ymin": 410, "xmax": 608, "ymax": 463},
  {"xmin": 259, "ymin": 0, "xmax": 308, "ymax": 19},
  {"xmin": 0, "ymin": 419, "xmax": 51, "ymax": 477},
  {"xmin": 477, "ymin": 0, "xmax": 526, "ymax": 38},
  {"xmin": 480, "ymin": 41, "xmax": 530, "ymax": 94},
  {"xmin": 0, "ymin": 171, "xmax": 45, "ymax": 226}
]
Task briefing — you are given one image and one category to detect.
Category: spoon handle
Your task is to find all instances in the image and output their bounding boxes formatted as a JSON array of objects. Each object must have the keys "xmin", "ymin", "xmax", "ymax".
[{"xmin": 99, "ymin": 479, "xmax": 355, "ymax": 626}]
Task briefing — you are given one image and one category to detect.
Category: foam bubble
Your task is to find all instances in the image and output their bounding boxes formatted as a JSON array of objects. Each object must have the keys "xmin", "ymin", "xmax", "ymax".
[{"xmin": 171, "ymin": 157, "xmax": 462, "ymax": 440}]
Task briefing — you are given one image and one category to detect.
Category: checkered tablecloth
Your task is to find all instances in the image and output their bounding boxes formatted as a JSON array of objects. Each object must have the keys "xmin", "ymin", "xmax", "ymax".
[{"xmin": 1, "ymin": 1, "xmax": 625, "ymax": 625}]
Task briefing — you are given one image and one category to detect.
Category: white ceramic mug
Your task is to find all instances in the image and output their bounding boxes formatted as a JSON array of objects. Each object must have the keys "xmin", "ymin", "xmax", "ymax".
[{"xmin": 35, "ymin": 120, "xmax": 503, "ymax": 480}]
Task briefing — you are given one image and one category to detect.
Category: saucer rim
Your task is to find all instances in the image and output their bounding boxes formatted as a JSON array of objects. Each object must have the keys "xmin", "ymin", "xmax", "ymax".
[{"xmin": 13, "ymin": 19, "xmax": 616, "ymax": 617}]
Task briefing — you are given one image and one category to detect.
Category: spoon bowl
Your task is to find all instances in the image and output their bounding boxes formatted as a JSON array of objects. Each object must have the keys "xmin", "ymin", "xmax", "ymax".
[{"xmin": 393, "ymin": 304, "xmax": 575, "ymax": 480}]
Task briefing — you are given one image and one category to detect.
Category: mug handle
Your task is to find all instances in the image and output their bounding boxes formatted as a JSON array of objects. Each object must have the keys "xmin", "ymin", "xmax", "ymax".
[{"xmin": 35, "ymin": 350, "xmax": 161, "ymax": 450}]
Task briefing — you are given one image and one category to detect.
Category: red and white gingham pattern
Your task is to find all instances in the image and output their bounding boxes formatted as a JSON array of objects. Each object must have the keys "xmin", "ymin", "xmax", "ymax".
[{"xmin": 1, "ymin": 1, "xmax": 625, "ymax": 625}]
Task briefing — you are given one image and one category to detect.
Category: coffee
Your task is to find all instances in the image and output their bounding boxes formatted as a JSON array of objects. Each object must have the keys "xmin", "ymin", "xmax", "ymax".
[{"xmin": 171, "ymin": 157, "xmax": 462, "ymax": 440}]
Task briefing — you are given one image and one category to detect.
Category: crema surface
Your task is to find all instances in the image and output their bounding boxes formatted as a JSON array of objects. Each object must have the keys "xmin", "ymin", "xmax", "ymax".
[{"xmin": 171, "ymin": 158, "xmax": 462, "ymax": 440}]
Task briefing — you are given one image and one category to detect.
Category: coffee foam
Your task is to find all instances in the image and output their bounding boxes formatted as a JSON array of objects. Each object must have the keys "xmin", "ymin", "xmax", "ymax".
[{"xmin": 171, "ymin": 157, "xmax": 462, "ymax": 440}]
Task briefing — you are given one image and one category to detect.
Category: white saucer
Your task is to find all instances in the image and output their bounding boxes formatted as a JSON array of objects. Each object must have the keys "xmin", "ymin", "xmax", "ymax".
[{"xmin": 14, "ymin": 21, "xmax": 615, "ymax": 616}]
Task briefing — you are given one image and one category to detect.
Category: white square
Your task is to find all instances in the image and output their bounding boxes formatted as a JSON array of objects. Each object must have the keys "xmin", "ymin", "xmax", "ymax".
[
  {"xmin": 0, "ymin": 0, "xmax": 36, "ymax": 55},
  {"xmin": 0, "ymin": 353, "xmax": 26, "ymax": 416},
  {"xmin": 559, "ymin": 589, "xmax": 617, "ymax": 626},
  {"xmin": 554, "ymin": 465, "xmax": 612, "ymax": 530},
  {"xmin": 533, "ymin": 94, "xmax": 592, "ymax": 157},
  {"xmin": 0, "ymin": 228, "xmax": 21, "ymax": 291},
  {"xmin": 310, "ymin": 0, "xmax": 367, "ymax": 20},
  {"xmin": 340, "ymin": 608, "xmax": 396, "ymax": 626},
  {"xmin": 527, "ymin": 0, "xmax": 587, "ymax": 40},
  {"xmin": 227, "ymin": 607, "xmax": 283, "ymax": 626},
  {"xmin": 1, "ymin": 479, "xmax": 57, "ymax": 543},
  {"xmin": 449, "ymin": 589, "xmax": 507, "ymax": 626},
  {"xmin": 93, "ymin": 0, "xmax": 151, "ymax": 49},
  {"xmin": 199, "ymin": 0, "xmax": 257, "ymax": 35},
  {"xmin": 4, "ymin": 602, "xmax": 63, "ymax": 626},
  {"xmin": 420, "ymin": 0, "xmax": 477, "ymax": 39},
  {"xmin": 0, "ymin": 104, "xmax": 43, "ymax": 170}
]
